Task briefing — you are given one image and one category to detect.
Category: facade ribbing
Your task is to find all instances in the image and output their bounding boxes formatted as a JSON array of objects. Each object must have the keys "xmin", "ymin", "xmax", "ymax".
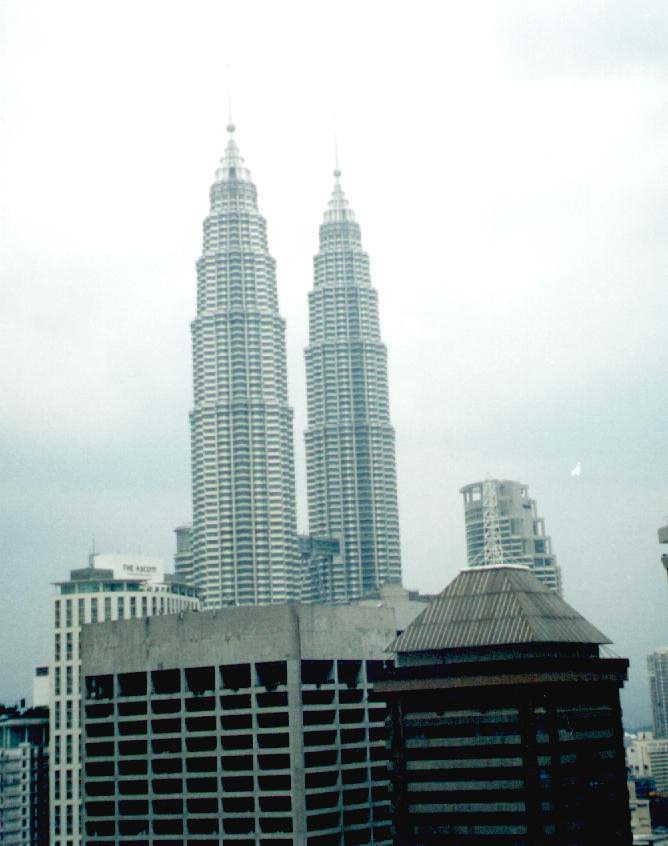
[
  {"xmin": 190, "ymin": 125, "xmax": 299, "ymax": 608},
  {"xmin": 648, "ymin": 648, "xmax": 668, "ymax": 739},
  {"xmin": 304, "ymin": 170, "xmax": 401, "ymax": 599}
]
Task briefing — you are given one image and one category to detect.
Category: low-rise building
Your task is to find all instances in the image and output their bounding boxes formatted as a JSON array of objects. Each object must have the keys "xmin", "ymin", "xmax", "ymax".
[
  {"xmin": 79, "ymin": 596, "xmax": 425, "ymax": 844},
  {"xmin": 376, "ymin": 565, "xmax": 631, "ymax": 844}
]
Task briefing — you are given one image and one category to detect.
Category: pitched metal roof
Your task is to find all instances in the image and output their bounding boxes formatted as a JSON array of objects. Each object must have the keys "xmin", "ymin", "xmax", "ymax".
[{"xmin": 390, "ymin": 566, "xmax": 610, "ymax": 653}]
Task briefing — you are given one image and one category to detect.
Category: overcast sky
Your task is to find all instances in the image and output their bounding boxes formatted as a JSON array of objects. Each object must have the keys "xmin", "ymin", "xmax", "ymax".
[{"xmin": 1, "ymin": 0, "xmax": 666, "ymax": 726}]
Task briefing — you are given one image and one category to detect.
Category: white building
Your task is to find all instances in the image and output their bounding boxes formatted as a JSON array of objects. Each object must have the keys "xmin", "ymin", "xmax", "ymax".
[
  {"xmin": 49, "ymin": 554, "xmax": 199, "ymax": 846},
  {"xmin": 461, "ymin": 479, "xmax": 563, "ymax": 594},
  {"xmin": 649, "ymin": 738, "xmax": 668, "ymax": 794},
  {"xmin": 627, "ymin": 731, "xmax": 656, "ymax": 779},
  {"xmin": 304, "ymin": 168, "xmax": 402, "ymax": 599},
  {"xmin": 186, "ymin": 124, "xmax": 299, "ymax": 608}
]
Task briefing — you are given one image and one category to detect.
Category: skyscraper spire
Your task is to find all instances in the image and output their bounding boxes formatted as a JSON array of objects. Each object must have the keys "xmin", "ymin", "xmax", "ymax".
[
  {"xmin": 189, "ymin": 124, "xmax": 299, "ymax": 608},
  {"xmin": 304, "ymin": 162, "xmax": 402, "ymax": 599}
]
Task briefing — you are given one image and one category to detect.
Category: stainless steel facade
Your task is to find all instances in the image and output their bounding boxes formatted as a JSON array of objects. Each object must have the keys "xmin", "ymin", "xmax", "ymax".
[
  {"xmin": 304, "ymin": 170, "xmax": 402, "ymax": 600},
  {"xmin": 190, "ymin": 125, "xmax": 299, "ymax": 608}
]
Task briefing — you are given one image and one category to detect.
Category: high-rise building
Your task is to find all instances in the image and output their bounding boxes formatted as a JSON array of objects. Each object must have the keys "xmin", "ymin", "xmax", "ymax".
[
  {"xmin": 298, "ymin": 534, "xmax": 344, "ymax": 604},
  {"xmin": 304, "ymin": 168, "xmax": 401, "ymax": 600},
  {"xmin": 649, "ymin": 648, "xmax": 668, "ymax": 738},
  {"xmin": 173, "ymin": 524, "xmax": 193, "ymax": 586},
  {"xmin": 49, "ymin": 554, "xmax": 199, "ymax": 846},
  {"xmin": 0, "ymin": 702, "xmax": 49, "ymax": 846},
  {"xmin": 461, "ymin": 479, "xmax": 563, "ymax": 593},
  {"xmin": 376, "ymin": 565, "xmax": 631, "ymax": 844},
  {"xmin": 79, "ymin": 597, "xmax": 427, "ymax": 845},
  {"xmin": 189, "ymin": 124, "xmax": 299, "ymax": 609}
]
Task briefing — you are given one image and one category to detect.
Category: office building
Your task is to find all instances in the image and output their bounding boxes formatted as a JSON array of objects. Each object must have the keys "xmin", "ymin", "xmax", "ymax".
[
  {"xmin": 628, "ymin": 780, "xmax": 652, "ymax": 838},
  {"xmin": 461, "ymin": 479, "xmax": 563, "ymax": 593},
  {"xmin": 79, "ymin": 596, "xmax": 425, "ymax": 845},
  {"xmin": 189, "ymin": 124, "xmax": 299, "ymax": 608},
  {"xmin": 0, "ymin": 702, "xmax": 49, "ymax": 846},
  {"xmin": 174, "ymin": 525, "xmax": 193, "ymax": 586},
  {"xmin": 376, "ymin": 564, "xmax": 631, "ymax": 844},
  {"xmin": 627, "ymin": 731, "xmax": 656, "ymax": 779},
  {"xmin": 660, "ymin": 521, "xmax": 668, "ymax": 582},
  {"xmin": 304, "ymin": 167, "xmax": 402, "ymax": 600},
  {"xmin": 649, "ymin": 648, "xmax": 668, "ymax": 739},
  {"xmin": 649, "ymin": 739, "xmax": 668, "ymax": 794},
  {"xmin": 49, "ymin": 554, "xmax": 199, "ymax": 846},
  {"xmin": 298, "ymin": 535, "xmax": 344, "ymax": 604}
]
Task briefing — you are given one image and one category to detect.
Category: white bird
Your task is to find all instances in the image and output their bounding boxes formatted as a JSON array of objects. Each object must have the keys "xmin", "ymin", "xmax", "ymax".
[{"xmin": 571, "ymin": 462, "xmax": 582, "ymax": 477}]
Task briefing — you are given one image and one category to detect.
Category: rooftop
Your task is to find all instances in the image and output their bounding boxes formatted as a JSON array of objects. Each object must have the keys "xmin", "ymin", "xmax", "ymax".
[{"xmin": 390, "ymin": 565, "xmax": 610, "ymax": 654}]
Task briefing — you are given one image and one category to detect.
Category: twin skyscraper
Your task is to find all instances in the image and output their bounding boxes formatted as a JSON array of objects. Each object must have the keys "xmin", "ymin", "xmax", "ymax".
[{"xmin": 177, "ymin": 123, "xmax": 402, "ymax": 608}]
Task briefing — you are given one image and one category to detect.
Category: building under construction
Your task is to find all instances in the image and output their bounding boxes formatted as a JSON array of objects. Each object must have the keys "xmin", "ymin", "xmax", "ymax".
[{"xmin": 461, "ymin": 479, "xmax": 562, "ymax": 594}]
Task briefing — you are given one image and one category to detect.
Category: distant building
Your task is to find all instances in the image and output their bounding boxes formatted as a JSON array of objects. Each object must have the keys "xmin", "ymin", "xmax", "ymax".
[
  {"xmin": 0, "ymin": 703, "xmax": 49, "ymax": 846},
  {"xmin": 32, "ymin": 667, "xmax": 49, "ymax": 709},
  {"xmin": 79, "ymin": 596, "xmax": 426, "ymax": 844},
  {"xmin": 49, "ymin": 554, "xmax": 199, "ymax": 846},
  {"xmin": 660, "ymin": 521, "xmax": 668, "ymax": 582},
  {"xmin": 298, "ymin": 534, "xmax": 345, "ymax": 603},
  {"xmin": 304, "ymin": 167, "xmax": 402, "ymax": 599},
  {"xmin": 628, "ymin": 779, "xmax": 652, "ymax": 838},
  {"xmin": 628, "ymin": 731, "xmax": 656, "ymax": 779},
  {"xmin": 649, "ymin": 649, "xmax": 668, "ymax": 738},
  {"xmin": 173, "ymin": 524, "xmax": 193, "ymax": 586},
  {"xmin": 461, "ymin": 479, "xmax": 563, "ymax": 593},
  {"xmin": 376, "ymin": 565, "xmax": 631, "ymax": 844},
  {"xmin": 649, "ymin": 739, "xmax": 668, "ymax": 794}
]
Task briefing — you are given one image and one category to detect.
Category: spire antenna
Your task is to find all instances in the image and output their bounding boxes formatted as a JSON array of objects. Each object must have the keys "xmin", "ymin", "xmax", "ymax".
[
  {"xmin": 226, "ymin": 64, "xmax": 234, "ymax": 134},
  {"xmin": 334, "ymin": 127, "xmax": 340, "ymax": 179}
]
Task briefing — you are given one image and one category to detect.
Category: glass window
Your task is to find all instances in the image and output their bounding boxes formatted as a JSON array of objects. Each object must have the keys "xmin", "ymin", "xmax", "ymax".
[
  {"xmin": 65, "ymin": 600, "xmax": 73, "ymax": 628},
  {"xmin": 66, "ymin": 632, "xmax": 73, "ymax": 660},
  {"xmin": 55, "ymin": 633, "xmax": 61, "ymax": 662},
  {"xmin": 117, "ymin": 597, "xmax": 125, "ymax": 618},
  {"xmin": 55, "ymin": 600, "xmax": 61, "ymax": 629},
  {"xmin": 78, "ymin": 598, "xmax": 85, "ymax": 624},
  {"xmin": 90, "ymin": 598, "xmax": 98, "ymax": 623},
  {"xmin": 104, "ymin": 597, "xmax": 112, "ymax": 620}
]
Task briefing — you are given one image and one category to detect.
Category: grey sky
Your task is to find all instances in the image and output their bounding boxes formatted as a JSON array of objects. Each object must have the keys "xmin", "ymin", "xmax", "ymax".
[{"xmin": 1, "ymin": 0, "xmax": 666, "ymax": 726}]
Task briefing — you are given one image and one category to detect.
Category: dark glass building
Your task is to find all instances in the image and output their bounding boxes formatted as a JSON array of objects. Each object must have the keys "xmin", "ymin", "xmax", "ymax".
[{"xmin": 375, "ymin": 565, "xmax": 632, "ymax": 845}]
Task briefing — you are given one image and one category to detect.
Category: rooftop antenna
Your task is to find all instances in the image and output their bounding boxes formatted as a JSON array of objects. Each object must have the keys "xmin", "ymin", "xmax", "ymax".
[
  {"xmin": 226, "ymin": 64, "xmax": 234, "ymax": 132},
  {"xmin": 481, "ymin": 479, "xmax": 505, "ymax": 567},
  {"xmin": 334, "ymin": 127, "xmax": 340, "ymax": 177},
  {"xmin": 88, "ymin": 535, "xmax": 96, "ymax": 569}
]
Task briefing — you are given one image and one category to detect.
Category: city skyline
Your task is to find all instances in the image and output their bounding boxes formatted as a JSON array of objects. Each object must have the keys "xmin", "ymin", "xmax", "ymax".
[{"xmin": 1, "ymin": 0, "xmax": 666, "ymax": 734}]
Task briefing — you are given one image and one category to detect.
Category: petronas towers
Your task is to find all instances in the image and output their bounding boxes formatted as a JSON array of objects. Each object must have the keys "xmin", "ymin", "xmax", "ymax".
[{"xmin": 182, "ymin": 124, "xmax": 402, "ymax": 607}]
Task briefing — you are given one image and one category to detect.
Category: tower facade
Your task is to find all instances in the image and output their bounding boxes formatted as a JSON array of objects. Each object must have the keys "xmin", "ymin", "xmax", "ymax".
[
  {"xmin": 190, "ymin": 125, "xmax": 299, "ymax": 608},
  {"xmin": 304, "ymin": 169, "xmax": 401, "ymax": 599},
  {"xmin": 648, "ymin": 647, "xmax": 668, "ymax": 738},
  {"xmin": 461, "ymin": 479, "xmax": 563, "ymax": 594}
]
